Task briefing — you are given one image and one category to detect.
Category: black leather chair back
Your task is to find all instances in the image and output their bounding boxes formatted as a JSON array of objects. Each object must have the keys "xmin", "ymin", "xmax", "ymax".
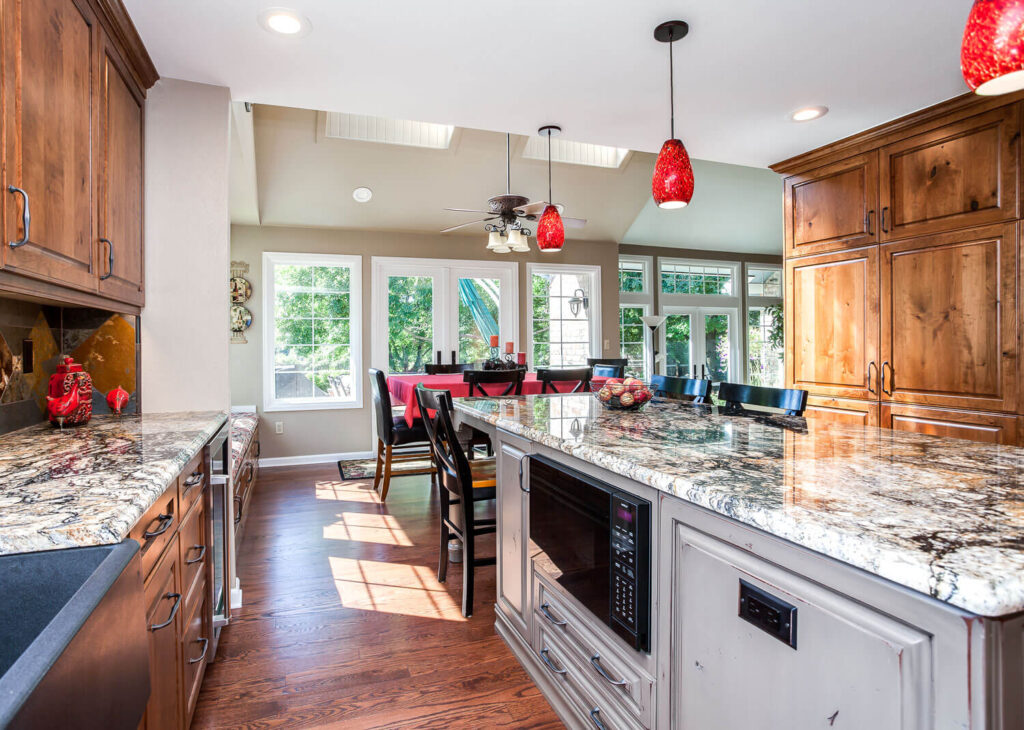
[
  {"xmin": 415, "ymin": 385, "xmax": 471, "ymax": 503},
  {"xmin": 586, "ymin": 357, "xmax": 628, "ymax": 368},
  {"xmin": 592, "ymin": 364, "xmax": 625, "ymax": 379},
  {"xmin": 368, "ymin": 368, "xmax": 396, "ymax": 444},
  {"xmin": 650, "ymin": 375, "xmax": 712, "ymax": 403},
  {"xmin": 463, "ymin": 369, "xmax": 526, "ymax": 397},
  {"xmin": 536, "ymin": 367, "xmax": 593, "ymax": 394},
  {"xmin": 716, "ymin": 382, "xmax": 809, "ymax": 416},
  {"xmin": 424, "ymin": 363, "xmax": 475, "ymax": 374}
]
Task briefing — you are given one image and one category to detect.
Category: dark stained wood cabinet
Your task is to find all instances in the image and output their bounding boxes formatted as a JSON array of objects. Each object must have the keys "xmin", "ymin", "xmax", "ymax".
[
  {"xmin": 786, "ymin": 247, "xmax": 879, "ymax": 401},
  {"xmin": 144, "ymin": 533, "xmax": 183, "ymax": 730},
  {"xmin": 784, "ymin": 152, "xmax": 879, "ymax": 257},
  {"xmin": 881, "ymin": 404, "xmax": 1018, "ymax": 445}
]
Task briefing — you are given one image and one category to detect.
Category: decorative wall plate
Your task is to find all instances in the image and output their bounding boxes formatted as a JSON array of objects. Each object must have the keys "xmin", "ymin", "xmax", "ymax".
[
  {"xmin": 230, "ymin": 276, "xmax": 252, "ymax": 303},
  {"xmin": 231, "ymin": 304, "xmax": 253, "ymax": 332}
]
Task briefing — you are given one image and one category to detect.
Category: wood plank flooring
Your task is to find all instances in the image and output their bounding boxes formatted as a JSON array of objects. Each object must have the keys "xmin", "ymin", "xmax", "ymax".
[{"xmin": 191, "ymin": 464, "xmax": 562, "ymax": 729}]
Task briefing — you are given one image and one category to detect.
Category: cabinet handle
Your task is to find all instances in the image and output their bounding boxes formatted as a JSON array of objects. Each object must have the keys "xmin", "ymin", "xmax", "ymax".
[
  {"xmin": 150, "ymin": 592, "xmax": 181, "ymax": 631},
  {"xmin": 246, "ymin": 461, "xmax": 255, "ymax": 484},
  {"xmin": 183, "ymin": 471, "xmax": 204, "ymax": 494},
  {"xmin": 99, "ymin": 237, "xmax": 114, "ymax": 280},
  {"xmin": 540, "ymin": 602, "xmax": 567, "ymax": 627},
  {"xmin": 590, "ymin": 653, "xmax": 628, "ymax": 687},
  {"xmin": 255, "ymin": 440, "xmax": 261, "ymax": 459},
  {"xmin": 7, "ymin": 186, "xmax": 30, "ymax": 248},
  {"xmin": 539, "ymin": 647, "xmax": 567, "ymax": 675},
  {"xmin": 881, "ymin": 206, "xmax": 889, "ymax": 233},
  {"xmin": 589, "ymin": 708, "xmax": 607, "ymax": 730},
  {"xmin": 866, "ymin": 209, "xmax": 875, "ymax": 236},
  {"xmin": 143, "ymin": 513, "xmax": 174, "ymax": 539},
  {"xmin": 881, "ymin": 361, "xmax": 893, "ymax": 396},
  {"xmin": 185, "ymin": 544, "xmax": 207, "ymax": 565},
  {"xmin": 234, "ymin": 494, "xmax": 243, "ymax": 524},
  {"xmin": 867, "ymin": 361, "xmax": 877, "ymax": 395},
  {"xmin": 518, "ymin": 457, "xmax": 529, "ymax": 493},
  {"xmin": 188, "ymin": 637, "xmax": 210, "ymax": 664}
]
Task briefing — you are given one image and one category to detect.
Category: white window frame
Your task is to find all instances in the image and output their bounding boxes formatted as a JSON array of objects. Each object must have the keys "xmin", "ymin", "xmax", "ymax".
[
  {"xmin": 744, "ymin": 262, "xmax": 784, "ymax": 385},
  {"xmin": 526, "ymin": 262, "xmax": 602, "ymax": 367},
  {"xmin": 262, "ymin": 252, "xmax": 363, "ymax": 412},
  {"xmin": 618, "ymin": 303, "xmax": 651, "ymax": 380},
  {"xmin": 618, "ymin": 255, "xmax": 653, "ymax": 378},
  {"xmin": 658, "ymin": 258, "xmax": 741, "ymax": 302},
  {"xmin": 660, "ymin": 305, "xmax": 740, "ymax": 383}
]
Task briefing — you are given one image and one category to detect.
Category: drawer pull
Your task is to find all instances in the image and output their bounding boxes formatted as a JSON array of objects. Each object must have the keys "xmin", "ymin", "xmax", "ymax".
[
  {"xmin": 185, "ymin": 544, "xmax": 207, "ymax": 565},
  {"xmin": 589, "ymin": 708, "xmax": 607, "ymax": 730},
  {"xmin": 539, "ymin": 647, "xmax": 567, "ymax": 675},
  {"xmin": 188, "ymin": 637, "xmax": 210, "ymax": 664},
  {"xmin": 143, "ymin": 513, "xmax": 174, "ymax": 539},
  {"xmin": 590, "ymin": 653, "xmax": 628, "ymax": 687},
  {"xmin": 7, "ymin": 186, "xmax": 30, "ymax": 248},
  {"xmin": 150, "ymin": 592, "xmax": 181, "ymax": 631},
  {"xmin": 540, "ymin": 602, "xmax": 567, "ymax": 627},
  {"xmin": 183, "ymin": 471, "xmax": 204, "ymax": 493},
  {"xmin": 234, "ymin": 494, "xmax": 243, "ymax": 525},
  {"xmin": 99, "ymin": 237, "xmax": 114, "ymax": 280}
]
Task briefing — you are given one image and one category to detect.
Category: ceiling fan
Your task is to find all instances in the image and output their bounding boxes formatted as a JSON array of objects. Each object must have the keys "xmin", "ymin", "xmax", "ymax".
[{"xmin": 441, "ymin": 129, "xmax": 586, "ymax": 252}]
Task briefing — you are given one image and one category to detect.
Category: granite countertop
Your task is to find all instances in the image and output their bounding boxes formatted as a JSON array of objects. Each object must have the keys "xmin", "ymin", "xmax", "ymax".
[
  {"xmin": 0, "ymin": 412, "xmax": 227, "ymax": 555},
  {"xmin": 454, "ymin": 394, "xmax": 1024, "ymax": 617}
]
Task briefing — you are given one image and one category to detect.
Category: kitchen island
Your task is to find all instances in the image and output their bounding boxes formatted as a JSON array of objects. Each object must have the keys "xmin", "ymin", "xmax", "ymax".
[{"xmin": 454, "ymin": 393, "xmax": 1024, "ymax": 730}]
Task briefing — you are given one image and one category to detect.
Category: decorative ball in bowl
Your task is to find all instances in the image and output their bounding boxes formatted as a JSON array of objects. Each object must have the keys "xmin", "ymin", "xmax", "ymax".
[{"xmin": 592, "ymin": 378, "xmax": 653, "ymax": 411}]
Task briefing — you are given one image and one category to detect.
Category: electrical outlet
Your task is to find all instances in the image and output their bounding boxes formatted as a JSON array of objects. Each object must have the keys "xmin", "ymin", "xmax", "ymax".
[
  {"xmin": 274, "ymin": 421, "xmax": 284, "ymax": 434},
  {"xmin": 604, "ymin": 339, "xmax": 610, "ymax": 350}
]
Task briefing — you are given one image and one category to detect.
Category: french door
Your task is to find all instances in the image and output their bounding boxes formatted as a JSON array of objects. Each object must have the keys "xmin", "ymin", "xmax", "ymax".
[
  {"xmin": 371, "ymin": 258, "xmax": 518, "ymax": 374},
  {"xmin": 661, "ymin": 306, "xmax": 737, "ymax": 382}
]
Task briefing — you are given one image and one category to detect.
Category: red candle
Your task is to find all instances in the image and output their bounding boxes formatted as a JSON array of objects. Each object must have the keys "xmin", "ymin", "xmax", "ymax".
[
  {"xmin": 489, "ymin": 335, "xmax": 499, "ymax": 347},
  {"xmin": 505, "ymin": 341, "xmax": 514, "ymax": 354},
  {"xmin": 517, "ymin": 352, "xmax": 526, "ymax": 365}
]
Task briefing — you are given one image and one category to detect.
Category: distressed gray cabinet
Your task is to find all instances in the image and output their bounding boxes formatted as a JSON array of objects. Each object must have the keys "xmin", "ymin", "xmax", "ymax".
[{"xmin": 495, "ymin": 432, "xmax": 531, "ymax": 642}]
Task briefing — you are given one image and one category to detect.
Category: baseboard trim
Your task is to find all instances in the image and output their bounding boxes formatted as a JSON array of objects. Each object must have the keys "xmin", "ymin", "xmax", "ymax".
[{"xmin": 259, "ymin": 450, "xmax": 374, "ymax": 468}]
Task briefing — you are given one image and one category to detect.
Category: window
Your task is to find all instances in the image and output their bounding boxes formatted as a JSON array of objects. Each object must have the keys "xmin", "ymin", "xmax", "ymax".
[
  {"xmin": 619, "ymin": 306, "xmax": 646, "ymax": 378},
  {"xmin": 619, "ymin": 259, "xmax": 646, "ymax": 293},
  {"xmin": 663, "ymin": 308, "xmax": 736, "ymax": 382},
  {"xmin": 747, "ymin": 266, "xmax": 782, "ymax": 297},
  {"xmin": 263, "ymin": 252, "xmax": 362, "ymax": 411},
  {"xmin": 528, "ymin": 264, "xmax": 601, "ymax": 368},
  {"xmin": 618, "ymin": 255, "xmax": 652, "ymax": 378},
  {"xmin": 747, "ymin": 305, "xmax": 784, "ymax": 387},
  {"xmin": 660, "ymin": 261, "xmax": 735, "ymax": 295}
]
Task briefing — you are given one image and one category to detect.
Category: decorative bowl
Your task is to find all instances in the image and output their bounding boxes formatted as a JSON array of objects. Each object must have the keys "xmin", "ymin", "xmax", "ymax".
[{"xmin": 592, "ymin": 378, "xmax": 653, "ymax": 411}]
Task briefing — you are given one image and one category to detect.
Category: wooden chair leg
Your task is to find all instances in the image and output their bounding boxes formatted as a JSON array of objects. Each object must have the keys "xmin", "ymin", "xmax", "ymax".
[
  {"xmin": 380, "ymin": 444, "xmax": 394, "ymax": 501},
  {"xmin": 438, "ymin": 519, "xmax": 450, "ymax": 583},
  {"xmin": 372, "ymin": 440, "xmax": 384, "ymax": 491},
  {"xmin": 462, "ymin": 525, "xmax": 474, "ymax": 618}
]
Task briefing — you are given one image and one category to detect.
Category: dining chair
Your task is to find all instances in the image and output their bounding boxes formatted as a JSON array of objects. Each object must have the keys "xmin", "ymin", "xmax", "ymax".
[
  {"xmin": 425, "ymin": 363, "xmax": 475, "ymax": 374},
  {"xmin": 415, "ymin": 384, "xmax": 497, "ymax": 618},
  {"xmin": 536, "ymin": 366, "xmax": 593, "ymax": 394},
  {"xmin": 650, "ymin": 375, "xmax": 712, "ymax": 403},
  {"xmin": 592, "ymin": 364, "xmax": 625, "ymax": 379},
  {"xmin": 716, "ymin": 382, "xmax": 809, "ymax": 416},
  {"xmin": 368, "ymin": 369, "xmax": 436, "ymax": 501},
  {"xmin": 463, "ymin": 368, "xmax": 526, "ymax": 397},
  {"xmin": 587, "ymin": 357, "xmax": 628, "ymax": 369}
]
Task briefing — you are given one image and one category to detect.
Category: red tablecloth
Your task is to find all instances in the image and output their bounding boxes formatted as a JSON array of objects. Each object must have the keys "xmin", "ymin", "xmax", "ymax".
[{"xmin": 388, "ymin": 372, "xmax": 604, "ymax": 426}]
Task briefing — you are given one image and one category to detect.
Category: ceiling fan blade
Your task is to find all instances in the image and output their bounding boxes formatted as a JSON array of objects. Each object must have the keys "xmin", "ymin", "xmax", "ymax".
[
  {"xmin": 445, "ymin": 207, "xmax": 493, "ymax": 214},
  {"xmin": 562, "ymin": 216, "xmax": 587, "ymax": 228},
  {"xmin": 514, "ymin": 201, "xmax": 564, "ymax": 216},
  {"xmin": 440, "ymin": 217, "xmax": 495, "ymax": 234}
]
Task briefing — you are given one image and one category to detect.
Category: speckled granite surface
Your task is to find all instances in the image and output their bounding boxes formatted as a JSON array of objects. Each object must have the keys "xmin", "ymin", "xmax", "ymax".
[
  {"xmin": 0, "ymin": 411, "xmax": 227, "ymax": 555},
  {"xmin": 454, "ymin": 394, "xmax": 1024, "ymax": 617}
]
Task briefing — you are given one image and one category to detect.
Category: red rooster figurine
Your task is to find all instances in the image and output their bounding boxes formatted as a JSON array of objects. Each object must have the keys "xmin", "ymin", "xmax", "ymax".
[
  {"xmin": 47, "ymin": 386, "xmax": 80, "ymax": 429},
  {"xmin": 106, "ymin": 385, "xmax": 129, "ymax": 415},
  {"xmin": 46, "ymin": 356, "xmax": 93, "ymax": 427}
]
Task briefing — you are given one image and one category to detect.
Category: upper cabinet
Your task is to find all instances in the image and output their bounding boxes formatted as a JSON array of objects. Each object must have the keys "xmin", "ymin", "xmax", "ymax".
[
  {"xmin": 0, "ymin": 0, "xmax": 155, "ymax": 310},
  {"xmin": 784, "ymin": 152, "xmax": 879, "ymax": 257},
  {"xmin": 879, "ymin": 106, "xmax": 1019, "ymax": 241}
]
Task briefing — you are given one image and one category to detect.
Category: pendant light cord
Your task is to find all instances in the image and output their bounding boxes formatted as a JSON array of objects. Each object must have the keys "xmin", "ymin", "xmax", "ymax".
[
  {"xmin": 669, "ymin": 31, "xmax": 675, "ymax": 139},
  {"xmin": 506, "ymin": 133, "xmax": 511, "ymax": 194},
  {"xmin": 547, "ymin": 132, "xmax": 553, "ymax": 203}
]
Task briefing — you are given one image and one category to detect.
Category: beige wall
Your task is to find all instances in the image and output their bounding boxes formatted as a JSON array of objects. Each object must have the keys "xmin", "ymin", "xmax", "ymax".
[
  {"xmin": 142, "ymin": 79, "xmax": 231, "ymax": 412},
  {"xmin": 231, "ymin": 224, "xmax": 620, "ymax": 459}
]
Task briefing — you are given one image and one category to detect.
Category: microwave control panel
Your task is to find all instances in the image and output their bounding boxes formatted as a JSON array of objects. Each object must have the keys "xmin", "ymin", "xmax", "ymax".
[{"xmin": 611, "ymin": 498, "xmax": 640, "ymax": 630}]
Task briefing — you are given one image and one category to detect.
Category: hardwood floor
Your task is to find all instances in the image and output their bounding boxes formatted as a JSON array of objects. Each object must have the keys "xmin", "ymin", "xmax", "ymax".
[{"xmin": 191, "ymin": 464, "xmax": 562, "ymax": 729}]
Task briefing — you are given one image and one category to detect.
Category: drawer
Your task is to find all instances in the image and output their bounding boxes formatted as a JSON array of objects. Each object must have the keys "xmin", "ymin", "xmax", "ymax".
[
  {"xmin": 131, "ymin": 482, "xmax": 178, "ymax": 580},
  {"xmin": 181, "ymin": 585, "xmax": 210, "ymax": 723},
  {"xmin": 179, "ymin": 495, "xmax": 207, "ymax": 615},
  {"xmin": 533, "ymin": 574, "xmax": 653, "ymax": 726},
  {"xmin": 178, "ymin": 449, "xmax": 205, "ymax": 518},
  {"xmin": 535, "ymin": 624, "xmax": 643, "ymax": 730}
]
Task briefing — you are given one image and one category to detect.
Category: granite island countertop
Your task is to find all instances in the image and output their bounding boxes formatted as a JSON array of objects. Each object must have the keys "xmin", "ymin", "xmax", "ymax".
[
  {"xmin": 453, "ymin": 394, "xmax": 1024, "ymax": 617},
  {"xmin": 0, "ymin": 411, "xmax": 227, "ymax": 555}
]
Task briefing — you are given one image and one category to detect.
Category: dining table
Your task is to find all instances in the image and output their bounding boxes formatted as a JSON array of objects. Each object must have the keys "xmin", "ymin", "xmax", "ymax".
[{"xmin": 387, "ymin": 372, "xmax": 607, "ymax": 426}]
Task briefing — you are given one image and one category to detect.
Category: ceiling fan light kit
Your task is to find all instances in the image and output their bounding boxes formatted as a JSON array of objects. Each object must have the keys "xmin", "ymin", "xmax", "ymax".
[
  {"xmin": 652, "ymin": 20, "xmax": 695, "ymax": 209},
  {"xmin": 962, "ymin": 0, "xmax": 1024, "ymax": 95},
  {"xmin": 536, "ymin": 125, "xmax": 566, "ymax": 253}
]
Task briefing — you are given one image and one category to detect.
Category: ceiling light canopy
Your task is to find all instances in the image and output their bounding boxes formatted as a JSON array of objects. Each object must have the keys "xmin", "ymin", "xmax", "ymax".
[
  {"xmin": 352, "ymin": 187, "xmax": 373, "ymax": 203},
  {"xmin": 652, "ymin": 21, "xmax": 695, "ymax": 210},
  {"xmin": 259, "ymin": 7, "xmax": 311, "ymax": 36},
  {"xmin": 790, "ymin": 106, "xmax": 829, "ymax": 122},
  {"xmin": 962, "ymin": 0, "xmax": 1024, "ymax": 95}
]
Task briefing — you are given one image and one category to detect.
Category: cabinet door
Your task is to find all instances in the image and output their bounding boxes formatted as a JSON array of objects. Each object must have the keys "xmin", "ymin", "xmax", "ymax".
[
  {"xmin": 784, "ymin": 152, "xmax": 879, "ymax": 257},
  {"xmin": 496, "ymin": 439, "xmax": 529, "ymax": 639},
  {"xmin": 2, "ymin": 0, "xmax": 97, "ymax": 291},
  {"xmin": 882, "ymin": 404, "xmax": 1018, "ymax": 445},
  {"xmin": 879, "ymin": 106, "xmax": 1019, "ymax": 241},
  {"xmin": 786, "ymin": 248, "xmax": 880, "ymax": 400},
  {"xmin": 144, "ymin": 535, "xmax": 182, "ymax": 730},
  {"xmin": 804, "ymin": 395, "xmax": 879, "ymax": 427},
  {"xmin": 97, "ymin": 36, "xmax": 145, "ymax": 305},
  {"xmin": 880, "ymin": 223, "xmax": 1017, "ymax": 412}
]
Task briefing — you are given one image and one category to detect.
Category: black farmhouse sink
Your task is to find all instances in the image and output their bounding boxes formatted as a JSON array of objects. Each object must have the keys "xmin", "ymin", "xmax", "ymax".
[{"xmin": 0, "ymin": 540, "xmax": 149, "ymax": 729}]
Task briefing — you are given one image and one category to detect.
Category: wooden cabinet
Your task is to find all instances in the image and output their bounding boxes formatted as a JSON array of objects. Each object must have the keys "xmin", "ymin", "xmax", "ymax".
[
  {"xmin": 784, "ymin": 152, "xmax": 879, "ymax": 257},
  {"xmin": 881, "ymin": 404, "xmax": 1018, "ymax": 445},
  {"xmin": 144, "ymin": 533, "xmax": 182, "ymax": 730},
  {"xmin": 496, "ymin": 437, "xmax": 530, "ymax": 640},
  {"xmin": 879, "ymin": 106, "xmax": 1019, "ymax": 242},
  {"xmin": 786, "ymin": 247, "xmax": 879, "ymax": 400},
  {"xmin": 880, "ymin": 224, "xmax": 1018, "ymax": 412},
  {"xmin": 804, "ymin": 395, "xmax": 879, "ymax": 427}
]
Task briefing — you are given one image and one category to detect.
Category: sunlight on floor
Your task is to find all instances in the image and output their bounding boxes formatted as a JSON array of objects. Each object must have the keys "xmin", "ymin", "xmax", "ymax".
[
  {"xmin": 315, "ymin": 479, "xmax": 381, "ymax": 503},
  {"xmin": 323, "ymin": 512, "xmax": 414, "ymax": 546},
  {"xmin": 328, "ymin": 556, "xmax": 467, "ymax": 621}
]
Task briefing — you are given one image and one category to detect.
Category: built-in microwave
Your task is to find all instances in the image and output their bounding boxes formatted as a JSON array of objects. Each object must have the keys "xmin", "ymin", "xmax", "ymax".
[{"xmin": 528, "ymin": 455, "xmax": 651, "ymax": 653}]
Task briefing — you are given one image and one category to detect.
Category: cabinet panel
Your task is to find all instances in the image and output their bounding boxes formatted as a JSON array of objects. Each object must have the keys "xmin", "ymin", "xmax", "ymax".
[
  {"xmin": 786, "ymin": 248, "xmax": 879, "ymax": 400},
  {"xmin": 785, "ymin": 152, "xmax": 879, "ymax": 257},
  {"xmin": 182, "ymin": 585, "xmax": 210, "ymax": 725},
  {"xmin": 497, "ymin": 440, "xmax": 529, "ymax": 638},
  {"xmin": 880, "ymin": 106, "xmax": 1019, "ymax": 241},
  {"xmin": 882, "ymin": 404, "xmax": 1018, "ymax": 445},
  {"xmin": 2, "ymin": 0, "xmax": 97, "ymax": 291},
  {"xmin": 880, "ymin": 223, "xmax": 1017, "ymax": 412},
  {"xmin": 144, "ymin": 534, "xmax": 182, "ymax": 730},
  {"xmin": 804, "ymin": 395, "xmax": 879, "ymax": 427},
  {"xmin": 97, "ymin": 37, "xmax": 145, "ymax": 305}
]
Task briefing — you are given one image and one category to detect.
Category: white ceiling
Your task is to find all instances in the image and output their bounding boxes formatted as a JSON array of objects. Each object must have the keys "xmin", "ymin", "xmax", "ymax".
[{"xmin": 125, "ymin": 0, "xmax": 971, "ymax": 168}]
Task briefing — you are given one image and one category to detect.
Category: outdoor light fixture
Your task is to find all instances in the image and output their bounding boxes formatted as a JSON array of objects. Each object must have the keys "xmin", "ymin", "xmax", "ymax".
[{"xmin": 568, "ymin": 288, "xmax": 589, "ymax": 317}]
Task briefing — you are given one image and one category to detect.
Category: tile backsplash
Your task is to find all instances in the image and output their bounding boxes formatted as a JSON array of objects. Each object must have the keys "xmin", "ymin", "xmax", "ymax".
[{"xmin": 0, "ymin": 297, "xmax": 137, "ymax": 434}]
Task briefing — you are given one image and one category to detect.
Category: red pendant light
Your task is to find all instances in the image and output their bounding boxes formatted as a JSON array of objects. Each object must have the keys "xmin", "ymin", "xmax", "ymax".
[
  {"xmin": 536, "ymin": 125, "xmax": 565, "ymax": 252},
  {"xmin": 962, "ymin": 0, "xmax": 1024, "ymax": 95},
  {"xmin": 652, "ymin": 21, "xmax": 694, "ymax": 209}
]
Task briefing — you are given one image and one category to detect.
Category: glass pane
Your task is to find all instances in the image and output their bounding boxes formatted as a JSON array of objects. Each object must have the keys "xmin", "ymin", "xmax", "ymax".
[
  {"xmin": 618, "ymin": 260, "xmax": 645, "ymax": 293},
  {"xmin": 311, "ymin": 345, "xmax": 352, "ymax": 399},
  {"xmin": 664, "ymin": 314, "xmax": 691, "ymax": 378},
  {"xmin": 661, "ymin": 263, "xmax": 734, "ymax": 295},
  {"xmin": 387, "ymin": 276, "xmax": 433, "ymax": 374},
  {"xmin": 619, "ymin": 306, "xmax": 646, "ymax": 378},
  {"xmin": 313, "ymin": 265, "xmax": 350, "ymax": 293},
  {"xmin": 531, "ymin": 271, "xmax": 593, "ymax": 368},
  {"xmin": 747, "ymin": 266, "xmax": 782, "ymax": 298},
  {"xmin": 274, "ymin": 264, "xmax": 311, "ymax": 290},
  {"xmin": 748, "ymin": 305, "xmax": 784, "ymax": 387},
  {"xmin": 458, "ymin": 277, "xmax": 500, "ymax": 364},
  {"xmin": 704, "ymin": 314, "xmax": 731, "ymax": 382}
]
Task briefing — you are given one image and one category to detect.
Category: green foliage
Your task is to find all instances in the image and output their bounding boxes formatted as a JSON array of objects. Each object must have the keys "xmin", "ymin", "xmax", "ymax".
[
  {"xmin": 387, "ymin": 276, "xmax": 433, "ymax": 373},
  {"xmin": 619, "ymin": 270, "xmax": 644, "ymax": 293},
  {"xmin": 747, "ymin": 305, "xmax": 784, "ymax": 387}
]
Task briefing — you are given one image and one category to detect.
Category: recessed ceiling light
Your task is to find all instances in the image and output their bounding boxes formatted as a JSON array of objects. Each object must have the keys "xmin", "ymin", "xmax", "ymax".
[
  {"xmin": 790, "ymin": 106, "xmax": 828, "ymax": 122},
  {"xmin": 258, "ymin": 7, "xmax": 310, "ymax": 36},
  {"xmin": 352, "ymin": 187, "xmax": 373, "ymax": 203}
]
